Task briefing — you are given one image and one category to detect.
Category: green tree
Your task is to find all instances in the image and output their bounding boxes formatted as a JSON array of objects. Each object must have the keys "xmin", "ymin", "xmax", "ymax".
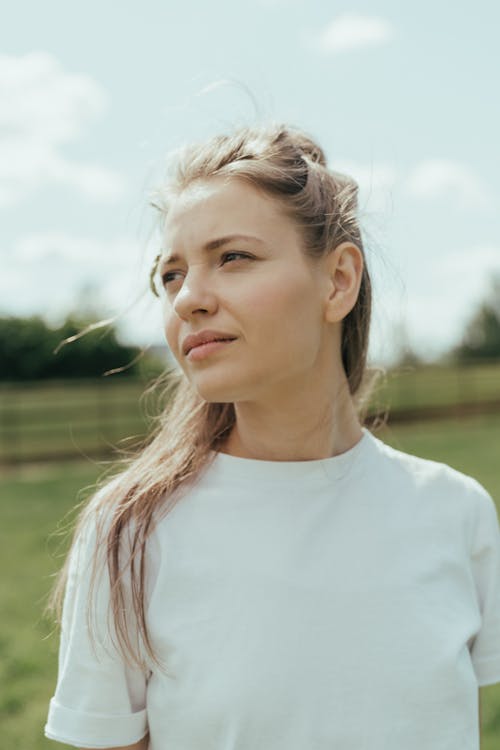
[
  {"xmin": 0, "ymin": 314, "xmax": 143, "ymax": 381},
  {"xmin": 450, "ymin": 274, "xmax": 500, "ymax": 363},
  {"xmin": 390, "ymin": 317, "xmax": 424, "ymax": 369}
]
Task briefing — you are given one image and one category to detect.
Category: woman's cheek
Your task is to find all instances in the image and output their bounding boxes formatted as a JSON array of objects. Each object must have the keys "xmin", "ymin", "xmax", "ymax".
[{"xmin": 164, "ymin": 319, "xmax": 179, "ymax": 358}]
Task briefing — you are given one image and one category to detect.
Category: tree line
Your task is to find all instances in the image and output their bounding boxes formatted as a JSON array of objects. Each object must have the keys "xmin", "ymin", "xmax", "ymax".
[
  {"xmin": 386, "ymin": 274, "xmax": 500, "ymax": 368},
  {"xmin": 0, "ymin": 314, "xmax": 162, "ymax": 381}
]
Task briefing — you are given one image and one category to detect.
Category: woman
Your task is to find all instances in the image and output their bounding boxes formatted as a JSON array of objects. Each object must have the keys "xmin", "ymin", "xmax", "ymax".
[{"xmin": 45, "ymin": 123, "xmax": 500, "ymax": 749}]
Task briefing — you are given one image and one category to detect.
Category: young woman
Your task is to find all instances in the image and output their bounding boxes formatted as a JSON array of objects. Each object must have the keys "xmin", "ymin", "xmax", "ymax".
[{"xmin": 45, "ymin": 123, "xmax": 500, "ymax": 750}]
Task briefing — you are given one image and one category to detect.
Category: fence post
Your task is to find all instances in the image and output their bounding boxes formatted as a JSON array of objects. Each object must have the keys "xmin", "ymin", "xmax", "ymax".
[{"xmin": 1, "ymin": 386, "xmax": 19, "ymax": 465}]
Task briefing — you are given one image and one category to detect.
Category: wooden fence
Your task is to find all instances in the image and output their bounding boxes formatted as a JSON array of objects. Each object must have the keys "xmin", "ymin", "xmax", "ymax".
[{"xmin": 1, "ymin": 361, "xmax": 499, "ymax": 466}]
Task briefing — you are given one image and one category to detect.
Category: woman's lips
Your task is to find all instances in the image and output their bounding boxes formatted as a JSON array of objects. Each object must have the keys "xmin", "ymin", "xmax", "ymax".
[{"xmin": 187, "ymin": 338, "xmax": 237, "ymax": 361}]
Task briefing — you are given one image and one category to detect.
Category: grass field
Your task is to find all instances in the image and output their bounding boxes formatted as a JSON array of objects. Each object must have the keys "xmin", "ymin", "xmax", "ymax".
[
  {"xmin": 1, "ymin": 416, "xmax": 500, "ymax": 748},
  {"xmin": 0, "ymin": 460, "xmax": 102, "ymax": 749}
]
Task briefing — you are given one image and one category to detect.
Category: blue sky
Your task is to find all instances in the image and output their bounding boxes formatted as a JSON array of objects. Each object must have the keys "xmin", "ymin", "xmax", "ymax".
[{"xmin": 1, "ymin": 0, "xmax": 499, "ymax": 366}]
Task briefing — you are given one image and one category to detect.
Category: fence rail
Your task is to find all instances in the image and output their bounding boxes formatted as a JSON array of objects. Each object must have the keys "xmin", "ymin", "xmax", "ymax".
[{"xmin": 1, "ymin": 361, "xmax": 499, "ymax": 465}]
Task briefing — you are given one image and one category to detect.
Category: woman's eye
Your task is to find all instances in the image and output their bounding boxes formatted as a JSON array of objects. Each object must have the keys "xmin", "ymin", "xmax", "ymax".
[
  {"xmin": 161, "ymin": 271, "xmax": 180, "ymax": 285},
  {"xmin": 220, "ymin": 251, "xmax": 252, "ymax": 265},
  {"xmin": 161, "ymin": 251, "xmax": 252, "ymax": 287}
]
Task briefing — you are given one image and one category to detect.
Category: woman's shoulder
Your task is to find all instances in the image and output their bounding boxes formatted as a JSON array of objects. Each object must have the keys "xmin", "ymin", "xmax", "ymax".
[
  {"xmin": 368, "ymin": 430, "xmax": 492, "ymax": 505},
  {"xmin": 76, "ymin": 474, "xmax": 121, "ymax": 529},
  {"xmin": 69, "ymin": 473, "xmax": 131, "ymax": 562}
]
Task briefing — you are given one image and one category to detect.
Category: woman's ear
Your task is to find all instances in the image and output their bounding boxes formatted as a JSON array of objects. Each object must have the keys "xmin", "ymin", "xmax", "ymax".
[{"xmin": 323, "ymin": 242, "xmax": 364, "ymax": 323}]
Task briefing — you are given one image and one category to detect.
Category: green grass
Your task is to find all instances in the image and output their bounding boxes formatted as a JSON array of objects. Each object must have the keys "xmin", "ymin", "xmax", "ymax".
[
  {"xmin": 1, "ymin": 418, "xmax": 500, "ymax": 748},
  {"xmin": 0, "ymin": 461, "xmax": 104, "ymax": 749}
]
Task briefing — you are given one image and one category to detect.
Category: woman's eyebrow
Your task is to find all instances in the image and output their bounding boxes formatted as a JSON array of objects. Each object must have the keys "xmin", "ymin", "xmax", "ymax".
[{"xmin": 160, "ymin": 233, "xmax": 265, "ymax": 269}]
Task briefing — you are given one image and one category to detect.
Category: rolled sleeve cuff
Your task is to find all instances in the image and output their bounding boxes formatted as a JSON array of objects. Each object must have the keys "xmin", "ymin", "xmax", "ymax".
[
  {"xmin": 473, "ymin": 654, "xmax": 500, "ymax": 686},
  {"xmin": 44, "ymin": 697, "xmax": 148, "ymax": 748}
]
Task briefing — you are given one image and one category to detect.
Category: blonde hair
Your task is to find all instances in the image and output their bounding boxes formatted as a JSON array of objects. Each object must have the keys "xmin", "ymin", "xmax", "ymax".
[{"xmin": 46, "ymin": 121, "xmax": 384, "ymax": 671}]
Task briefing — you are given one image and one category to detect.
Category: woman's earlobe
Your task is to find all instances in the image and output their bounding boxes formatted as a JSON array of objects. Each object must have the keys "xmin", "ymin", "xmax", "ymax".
[{"xmin": 324, "ymin": 285, "xmax": 343, "ymax": 323}]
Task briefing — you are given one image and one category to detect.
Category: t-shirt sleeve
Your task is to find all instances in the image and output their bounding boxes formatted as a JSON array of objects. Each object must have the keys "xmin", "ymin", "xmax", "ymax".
[
  {"xmin": 468, "ymin": 480, "xmax": 500, "ymax": 687},
  {"xmin": 44, "ymin": 499, "xmax": 150, "ymax": 748}
]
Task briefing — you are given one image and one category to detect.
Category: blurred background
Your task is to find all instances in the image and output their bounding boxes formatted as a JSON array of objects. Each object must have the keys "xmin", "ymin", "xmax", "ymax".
[{"xmin": 1, "ymin": 1, "xmax": 499, "ymax": 747}]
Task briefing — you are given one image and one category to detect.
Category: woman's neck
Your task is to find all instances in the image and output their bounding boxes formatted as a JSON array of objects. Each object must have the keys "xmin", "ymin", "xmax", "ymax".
[{"xmin": 218, "ymin": 376, "xmax": 363, "ymax": 462}]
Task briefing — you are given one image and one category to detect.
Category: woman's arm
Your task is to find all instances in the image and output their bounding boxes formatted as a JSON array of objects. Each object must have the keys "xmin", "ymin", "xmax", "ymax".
[{"xmin": 45, "ymin": 499, "xmax": 149, "ymax": 750}]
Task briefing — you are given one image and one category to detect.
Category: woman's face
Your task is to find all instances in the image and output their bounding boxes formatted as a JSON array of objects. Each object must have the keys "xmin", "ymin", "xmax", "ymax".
[{"xmin": 159, "ymin": 176, "xmax": 338, "ymax": 405}]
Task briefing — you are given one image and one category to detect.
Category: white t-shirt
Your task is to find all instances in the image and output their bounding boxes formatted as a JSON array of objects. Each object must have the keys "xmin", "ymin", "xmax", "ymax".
[{"xmin": 45, "ymin": 426, "xmax": 500, "ymax": 750}]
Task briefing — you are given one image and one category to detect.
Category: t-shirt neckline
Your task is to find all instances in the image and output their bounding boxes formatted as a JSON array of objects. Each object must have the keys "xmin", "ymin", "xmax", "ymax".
[{"xmin": 208, "ymin": 426, "xmax": 376, "ymax": 482}]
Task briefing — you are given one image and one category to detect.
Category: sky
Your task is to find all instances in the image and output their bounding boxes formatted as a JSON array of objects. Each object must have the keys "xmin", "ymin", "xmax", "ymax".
[{"xmin": 1, "ymin": 0, "xmax": 499, "ymax": 368}]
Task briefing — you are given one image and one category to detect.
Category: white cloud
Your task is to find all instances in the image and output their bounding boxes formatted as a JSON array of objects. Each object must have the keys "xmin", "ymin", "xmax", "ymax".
[
  {"xmin": 11, "ymin": 231, "xmax": 140, "ymax": 267},
  {"xmin": 405, "ymin": 160, "xmax": 494, "ymax": 210},
  {"xmin": 0, "ymin": 229, "xmax": 164, "ymax": 346},
  {"xmin": 1, "ymin": 231, "xmax": 145, "ymax": 316},
  {"xmin": 431, "ymin": 245, "xmax": 500, "ymax": 276},
  {"xmin": 0, "ymin": 51, "xmax": 128, "ymax": 207},
  {"xmin": 311, "ymin": 13, "xmax": 395, "ymax": 55}
]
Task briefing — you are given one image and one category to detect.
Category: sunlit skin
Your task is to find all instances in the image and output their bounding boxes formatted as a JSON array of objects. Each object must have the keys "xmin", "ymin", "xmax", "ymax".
[{"xmin": 159, "ymin": 175, "xmax": 365, "ymax": 461}]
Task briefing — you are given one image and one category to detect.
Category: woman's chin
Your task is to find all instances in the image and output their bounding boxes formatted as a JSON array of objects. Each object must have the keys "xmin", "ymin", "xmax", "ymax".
[
  {"xmin": 191, "ymin": 381, "xmax": 240, "ymax": 403},
  {"xmin": 191, "ymin": 376, "xmax": 252, "ymax": 404}
]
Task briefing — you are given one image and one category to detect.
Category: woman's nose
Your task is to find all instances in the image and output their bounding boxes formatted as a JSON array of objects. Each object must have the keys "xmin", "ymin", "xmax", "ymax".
[{"xmin": 172, "ymin": 268, "xmax": 218, "ymax": 319}]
